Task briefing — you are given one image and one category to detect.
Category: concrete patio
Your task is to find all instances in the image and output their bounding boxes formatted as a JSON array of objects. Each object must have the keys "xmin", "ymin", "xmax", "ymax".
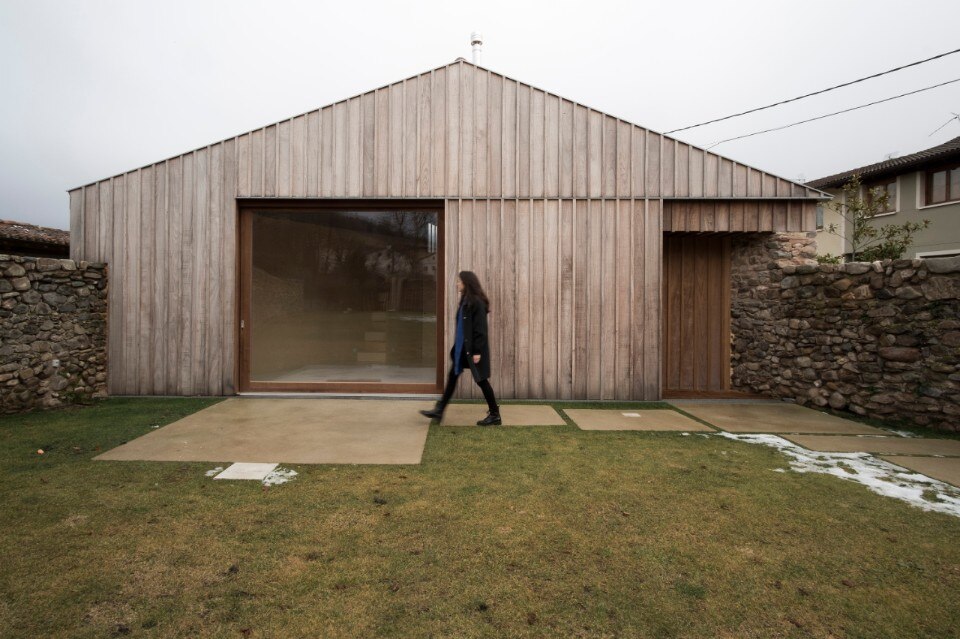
[
  {"xmin": 566, "ymin": 409, "xmax": 713, "ymax": 431},
  {"xmin": 672, "ymin": 402, "xmax": 888, "ymax": 434},
  {"xmin": 93, "ymin": 398, "xmax": 960, "ymax": 488},
  {"xmin": 95, "ymin": 398, "xmax": 433, "ymax": 465}
]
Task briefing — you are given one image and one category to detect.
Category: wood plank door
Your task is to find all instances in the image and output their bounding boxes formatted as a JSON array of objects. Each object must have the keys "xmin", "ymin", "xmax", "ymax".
[{"xmin": 662, "ymin": 235, "xmax": 731, "ymax": 397}]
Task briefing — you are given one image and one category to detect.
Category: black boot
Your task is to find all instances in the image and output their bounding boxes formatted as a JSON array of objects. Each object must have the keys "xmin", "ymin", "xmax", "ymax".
[
  {"xmin": 477, "ymin": 408, "xmax": 501, "ymax": 426},
  {"xmin": 419, "ymin": 402, "xmax": 445, "ymax": 420}
]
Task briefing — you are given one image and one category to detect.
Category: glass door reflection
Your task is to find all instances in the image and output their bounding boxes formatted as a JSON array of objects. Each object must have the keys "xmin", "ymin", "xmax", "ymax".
[{"xmin": 249, "ymin": 208, "xmax": 439, "ymax": 387}]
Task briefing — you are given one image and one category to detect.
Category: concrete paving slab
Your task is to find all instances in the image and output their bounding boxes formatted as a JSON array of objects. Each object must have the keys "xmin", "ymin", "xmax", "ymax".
[
  {"xmin": 565, "ymin": 409, "xmax": 713, "ymax": 431},
  {"xmin": 783, "ymin": 435, "xmax": 960, "ymax": 456},
  {"xmin": 880, "ymin": 456, "xmax": 960, "ymax": 487},
  {"xmin": 95, "ymin": 398, "xmax": 432, "ymax": 465},
  {"xmin": 439, "ymin": 404, "xmax": 565, "ymax": 426},
  {"xmin": 214, "ymin": 463, "xmax": 278, "ymax": 480},
  {"xmin": 676, "ymin": 402, "xmax": 886, "ymax": 434}
]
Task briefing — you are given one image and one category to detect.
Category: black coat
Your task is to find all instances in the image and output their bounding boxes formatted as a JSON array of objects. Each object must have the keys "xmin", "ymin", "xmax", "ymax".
[{"xmin": 451, "ymin": 298, "xmax": 491, "ymax": 381}]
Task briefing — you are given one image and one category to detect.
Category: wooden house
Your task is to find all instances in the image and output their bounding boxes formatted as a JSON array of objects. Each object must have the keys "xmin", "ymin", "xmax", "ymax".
[{"xmin": 68, "ymin": 60, "xmax": 825, "ymax": 400}]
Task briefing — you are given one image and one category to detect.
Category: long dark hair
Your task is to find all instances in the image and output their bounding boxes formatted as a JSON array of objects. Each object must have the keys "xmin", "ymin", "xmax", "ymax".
[{"xmin": 458, "ymin": 270, "xmax": 491, "ymax": 313}]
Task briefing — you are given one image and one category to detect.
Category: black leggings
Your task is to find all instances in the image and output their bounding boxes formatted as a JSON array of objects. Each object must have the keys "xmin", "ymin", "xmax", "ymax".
[{"xmin": 439, "ymin": 361, "xmax": 498, "ymax": 413}]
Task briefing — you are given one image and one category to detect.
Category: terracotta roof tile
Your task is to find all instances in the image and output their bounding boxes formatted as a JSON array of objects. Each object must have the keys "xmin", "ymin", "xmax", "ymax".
[{"xmin": 0, "ymin": 219, "xmax": 70, "ymax": 247}]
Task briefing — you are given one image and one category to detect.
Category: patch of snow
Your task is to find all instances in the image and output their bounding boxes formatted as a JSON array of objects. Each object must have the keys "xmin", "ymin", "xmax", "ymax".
[
  {"xmin": 717, "ymin": 433, "xmax": 960, "ymax": 519},
  {"xmin": 887, "ymin": 429, "xmax": 919, "ymax": 438},
  {"xmin": 263, "ymin": 467, "xmax": 298, "ymax": 486},
  {"xmin": 204, "ymin": 466, "xmax": 224, "ymax": 477}
]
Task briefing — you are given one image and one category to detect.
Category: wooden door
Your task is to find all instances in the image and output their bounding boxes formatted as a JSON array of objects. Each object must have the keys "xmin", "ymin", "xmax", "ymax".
[{"xmin": 662, "ymin": 235, "xmax": 731, "ymax": 396}]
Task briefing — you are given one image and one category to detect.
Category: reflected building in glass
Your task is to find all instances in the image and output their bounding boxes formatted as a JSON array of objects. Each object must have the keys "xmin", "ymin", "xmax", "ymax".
[{"xmin": 249, "ymin": 208, "xmax": 439, "ymax": 387}]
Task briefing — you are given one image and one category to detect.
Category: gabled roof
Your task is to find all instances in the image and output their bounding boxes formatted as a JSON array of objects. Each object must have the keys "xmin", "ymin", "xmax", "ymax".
[
  {"xmin": 71, "ymin": 59, "xmax": 826, "ymax": 201},
  {"xmin": 808, "ymin": 135, "xmax": 960, "ymax": 189}
]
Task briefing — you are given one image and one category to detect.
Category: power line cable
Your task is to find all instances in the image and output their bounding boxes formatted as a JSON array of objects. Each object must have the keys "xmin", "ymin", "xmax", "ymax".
[
  {"xmin": 665, "ymin": 47, "xmax": 960, "ymax": 134},
  {"xmin": 706, "ymin": 77, "xmax": 960, "ymax": 149}
]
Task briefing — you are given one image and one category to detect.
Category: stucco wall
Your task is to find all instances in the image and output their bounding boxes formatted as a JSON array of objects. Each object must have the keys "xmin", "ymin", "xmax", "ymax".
[
  {"xmin": 0, "ymin": 255, "xmax": 108, "ymax": 413},
  {"xmin": 814, "ymin": 196, "xmax": 846, "ymax": 257},
  {"xmin": 815, "ymin": 172, "xmax": 960, "ymax": 258}
]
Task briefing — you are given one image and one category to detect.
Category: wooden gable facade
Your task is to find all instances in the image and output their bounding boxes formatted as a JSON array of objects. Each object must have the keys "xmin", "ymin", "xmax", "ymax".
[{"xmin": 69, "ymin": 60, "xmax": 823, "ymax": 400}]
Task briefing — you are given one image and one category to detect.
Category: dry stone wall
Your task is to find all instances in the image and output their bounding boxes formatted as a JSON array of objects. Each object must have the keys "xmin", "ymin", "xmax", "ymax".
[
  {"xmin": 0, "ymin": 255, "xmax": 108, "ymax": 413},
  {"xmin": 731, "ymin": 233, "xmax": 960, "ymax": 431}
]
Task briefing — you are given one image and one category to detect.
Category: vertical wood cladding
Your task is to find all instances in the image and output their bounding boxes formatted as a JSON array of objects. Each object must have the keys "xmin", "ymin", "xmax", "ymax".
[
  {"xmin": 662, "ymin": 200, "xmax": 818, "ymax": 233},
  {"xmin": 71, "ymin": 61, "xmax": 821, "ymax": 206},
  {"xmin": 68, "ymin": 60, "xmax": 821, "ymax": 397},
  {"xmin": 446, "ymin": 199, "xmax": 661, "ymax": 401}
]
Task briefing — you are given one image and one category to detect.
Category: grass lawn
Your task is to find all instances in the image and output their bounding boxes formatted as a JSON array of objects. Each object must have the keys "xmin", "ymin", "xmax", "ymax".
[{"xmin": 1, "ymin": 398, "xmax": 959, "ymax": 638}]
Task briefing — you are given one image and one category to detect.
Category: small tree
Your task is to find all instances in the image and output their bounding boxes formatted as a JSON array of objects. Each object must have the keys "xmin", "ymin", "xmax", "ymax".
[{"xmin": 824, "ymin": 175, "xmax": 930, "ymax": 262}]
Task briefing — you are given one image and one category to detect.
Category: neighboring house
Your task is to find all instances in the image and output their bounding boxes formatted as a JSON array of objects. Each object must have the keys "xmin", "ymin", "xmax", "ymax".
[
  {"xmin": 69, "ymin": 59, "xmax": 826, "ymax": 400},
  {"xmin": 0, "ymin": 219, "xmax": 70, "ymax": 258},
  {"xmin": 808, "ymin": 135, "xmax": 960, "ymax": 259}
]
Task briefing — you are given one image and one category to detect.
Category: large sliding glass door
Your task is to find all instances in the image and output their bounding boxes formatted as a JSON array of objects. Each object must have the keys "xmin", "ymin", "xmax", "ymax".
[{"xmin": 240, "ymin": 203, "xmax": 442, "ymax": 393}]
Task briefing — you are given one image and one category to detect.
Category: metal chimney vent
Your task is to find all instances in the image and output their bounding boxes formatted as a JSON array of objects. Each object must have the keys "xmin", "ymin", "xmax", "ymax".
[{"xmin": 471, "ymin": 32, "xmax": 483, "ymax": 65}]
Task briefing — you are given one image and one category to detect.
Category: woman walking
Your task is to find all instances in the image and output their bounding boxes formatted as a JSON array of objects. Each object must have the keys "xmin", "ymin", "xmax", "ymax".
[{"xmin": 420, "ymin": 271, "xmax": 501, "ymax": 426}]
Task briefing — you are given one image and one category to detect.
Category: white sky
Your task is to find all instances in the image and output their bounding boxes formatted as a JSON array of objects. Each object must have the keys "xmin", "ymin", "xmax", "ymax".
[{"xmin": 2, "ymin": 0, "xmax": 959, "ymax": 229}]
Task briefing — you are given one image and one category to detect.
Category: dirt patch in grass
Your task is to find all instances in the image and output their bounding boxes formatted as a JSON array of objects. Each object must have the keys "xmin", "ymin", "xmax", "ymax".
[{"xmin": 1, "ymin": 398, "xmax": 959, "ymax": 638}]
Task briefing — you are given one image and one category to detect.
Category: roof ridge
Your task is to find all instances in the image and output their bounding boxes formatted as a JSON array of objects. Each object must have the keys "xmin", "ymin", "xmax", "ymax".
[
  {"xmin": 0, "ymin": 218, "xmax": 70, "ymax": 245},
  {"xmin": 0, "ymin": 218, "xmax": 70, "ymax": 233},
  {"xmin": 809, "ymin": 134, "xmax": 960, "ymax": 188},
  {"xmin": 70, "ymin": 58, "xmax": 824, "ymax": 197}
]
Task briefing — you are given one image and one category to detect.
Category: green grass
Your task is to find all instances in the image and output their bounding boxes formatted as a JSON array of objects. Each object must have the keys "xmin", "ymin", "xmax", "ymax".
[{"xmin": 1, "ymin": 398, "xmax": 959, "ymax": 638}]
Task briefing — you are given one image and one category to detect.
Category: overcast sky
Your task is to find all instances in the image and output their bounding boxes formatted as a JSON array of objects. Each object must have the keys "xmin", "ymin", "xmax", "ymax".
[{"xmin": 2, "ymin": 0, "xmax": 959, "ymax": 229}]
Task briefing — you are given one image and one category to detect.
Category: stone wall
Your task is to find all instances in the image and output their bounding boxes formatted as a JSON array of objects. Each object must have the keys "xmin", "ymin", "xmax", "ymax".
[
  {"xmin": 0, "ymin": 255, "xmax": 108, "ymax": 413},
  {"xmin": 731, "ymin": 233, "xmax": 960, "ymax": 431}
]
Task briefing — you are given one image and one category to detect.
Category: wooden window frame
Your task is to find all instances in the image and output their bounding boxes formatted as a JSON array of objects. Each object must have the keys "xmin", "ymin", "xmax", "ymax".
[
  {"xmin": 864, "ymin": 177, "xmax": 897, "ymax": 214},
  {"xmin": 237, "ymin": 199, "xmax": 446, "ymax": 395},
  {"xmin": 924, "ymin": 161, "xmax": 960, "ymax": 206}
]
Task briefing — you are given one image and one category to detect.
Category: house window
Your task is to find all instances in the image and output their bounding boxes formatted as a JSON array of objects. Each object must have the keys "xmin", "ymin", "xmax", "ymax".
[
  {"xmin": 815, "ymin": 204, "xmax": 824, "ymax": 230},
  {"xmin": 925, "ymin": 162, "xmax": 960, "ymax": 205},
  {"xmin": 866, "ymin": 178, "xmax": 896, "ymax": 213}
]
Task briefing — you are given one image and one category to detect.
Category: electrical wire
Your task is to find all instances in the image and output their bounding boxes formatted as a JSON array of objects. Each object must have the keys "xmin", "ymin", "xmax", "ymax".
[
  {"xmin": 665, "ymin": 47, "xmax": 960, "ymax": 134},
  {"xmin": 929, "ymin": 113, "xmax": 960, "ymax": 136},
  {"xmin": 705, "ymin": 77, "xmax": 960, "ymax": 149}
]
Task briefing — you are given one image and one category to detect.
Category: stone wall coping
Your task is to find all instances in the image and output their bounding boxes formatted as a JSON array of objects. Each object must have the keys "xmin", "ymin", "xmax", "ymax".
[
  {"xmin": 832, "ymin": 255, "xmax": 960, "ymax": 275},
  {"xmin": 0, "ymin": 254, "xmax": 107, "ymax": 270}
]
